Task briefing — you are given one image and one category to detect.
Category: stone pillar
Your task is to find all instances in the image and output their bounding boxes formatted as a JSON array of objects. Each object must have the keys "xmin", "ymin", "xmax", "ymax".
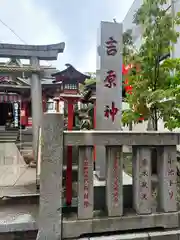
[
  {"xmin": 78, "ymin": 146, "xmax": 94, "ymax": 219},
  {"xmin": 157, "ymin": 146, "xmax": 177, "ymax": 212},
  {"xmin": 36, "ymin": 113, "xmax": 64, "ymax": 240},
  {"xmin": 30, "ymin": 57, "xmax": 43, "ymax": 160},
  {"xmin": 95, "ymin": 22, "xmax": 123, "ymax": 180},
  {"xmin": 132, "ymin": 146, "xmax": 152, "ymax": 214},
  {"xmin": 106, "ymin": 146, "xmax": 123, "ymax": 216}
]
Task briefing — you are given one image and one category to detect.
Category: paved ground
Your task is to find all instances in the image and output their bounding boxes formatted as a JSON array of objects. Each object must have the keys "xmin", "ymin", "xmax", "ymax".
[
  {"xmin": 0, "ymin": 141, "xmax": 132, "ymax": 199},
  {"xmin": 0, "ymin": 141, "xmax": 133, "ymax": 239},
  {"xmin": 0, "ymin": 142, "xmax": 37, "ymax": 198}
]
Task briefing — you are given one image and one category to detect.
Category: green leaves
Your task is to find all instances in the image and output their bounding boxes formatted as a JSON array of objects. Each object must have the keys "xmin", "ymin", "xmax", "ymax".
[
  {"xmin": 123, "ymin": 29, "xmax": 136, "ymax": 64},
  {"xmin": 122, "ymin": 0, "xmax": 180, "ymax": 130},
  {"xmin": 122, "ymin": 109, "xmax": 142, "ymax": 125}
]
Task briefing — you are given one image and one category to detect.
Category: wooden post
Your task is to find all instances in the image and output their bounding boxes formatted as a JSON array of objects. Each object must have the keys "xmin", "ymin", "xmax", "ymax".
[
  {"xmin": 78, "ymin": 146, "xmax": 94, "ymax": 219},
  {"xmin": 132, "ymin": 146, "xmax": 152, "ymax": 214},
  {"xmin": 157, "ymin": 146, "xmax": 177, "ymax": 212},
  {"xmin": 37, "ymin": 113, "xmax": 64, "ymax": 240},
  {"xmin": 106, "ymin": 146, "xmax": 123, "ymax": 216}
]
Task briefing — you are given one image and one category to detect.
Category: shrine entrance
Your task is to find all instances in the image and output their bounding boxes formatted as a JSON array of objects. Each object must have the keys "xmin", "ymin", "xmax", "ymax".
[
  {"xmin": 0, "ymin": 42, "xmax": 65, "ymax": 157},
  {"xmin": 0, "ymin": 102, "xmax": 13, "ymax": 126}
]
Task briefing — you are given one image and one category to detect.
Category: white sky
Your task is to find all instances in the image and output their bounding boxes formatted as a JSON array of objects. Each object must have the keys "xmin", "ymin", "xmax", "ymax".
[{"xmin": 0, "ymin": 0, "xmax": 134, "ymax": 72}]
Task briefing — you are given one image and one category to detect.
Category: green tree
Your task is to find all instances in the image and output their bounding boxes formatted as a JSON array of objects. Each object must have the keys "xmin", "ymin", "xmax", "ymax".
[
  {"xmin": 123, "ymin": 29, "xmax": 137, "ymax": 65},
  {"xmin": 74, "ymin": 72, "xmax": 96, "ymax": 130},
  {"xmin": 122, "ymin": 0, "xmax": 180, "ymax": 130}
]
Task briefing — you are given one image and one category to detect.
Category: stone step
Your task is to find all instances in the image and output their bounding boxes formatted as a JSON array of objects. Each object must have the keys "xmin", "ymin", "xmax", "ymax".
[
  {"xmin": 0, "ymin": 131, "xmax": 18, "ymax": 143},
  {"xmin": 0, "ymin": 231, "xmax": 38, "ymax": 240}
]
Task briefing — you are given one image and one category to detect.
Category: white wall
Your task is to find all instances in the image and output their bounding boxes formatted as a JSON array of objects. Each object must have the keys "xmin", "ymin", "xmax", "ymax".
[
  {"xmin": 173, "ymin": 0, "xmax": 180, "ymax": 58},
  {"xmin": 123, "ymin": 0, "xmax": 171, "ymax": 40}
]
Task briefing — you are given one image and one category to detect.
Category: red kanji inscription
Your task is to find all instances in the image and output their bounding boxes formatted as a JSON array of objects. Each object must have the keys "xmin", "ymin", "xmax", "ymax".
[
  {"xmin": 113, "ymin": 158, "xmax": 119, "ymax": 204},
  {"xmin": 84, "ymin": 158, "xmax": 89, "ymax": 207},
  {"xmin": 141, "ymin": 193, "xmax": 147, "ymax": 200},
  {"xmin": 168, "ymin": 169, "xmax": 175, "ymax": 176},
  {"xmin": 169, "ymin": 190, "xmax": 174, "ymax": 199},
  {"xmin": 104, "ymin": 102, "xmax": 118, "ymax": 122},
  {"xmin": 104, "ymin": 70, "xmax": 116, "ymax": 88},
  {"xmin": 141, "ymin": 171, "xmax": 148, "ymax": 177},
  {"xmin": 105, "ymin": 37, "xmax": 117, "ymax": 56},
  {"xmin": 140, "ymin": 181, "xmax": 148, "ymax": 188}
]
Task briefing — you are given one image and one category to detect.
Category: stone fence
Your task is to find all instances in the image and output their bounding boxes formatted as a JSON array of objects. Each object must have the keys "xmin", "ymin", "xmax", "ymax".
[{"xmin": 37, "ymin": 113, "xmax": 180, "ymax": 239}]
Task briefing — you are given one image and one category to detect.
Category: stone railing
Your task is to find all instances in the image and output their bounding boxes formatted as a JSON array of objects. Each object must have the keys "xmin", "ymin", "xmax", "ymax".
[{"xmin": 37, "ymin": 113, "xmax": 180, "ymax": 239}]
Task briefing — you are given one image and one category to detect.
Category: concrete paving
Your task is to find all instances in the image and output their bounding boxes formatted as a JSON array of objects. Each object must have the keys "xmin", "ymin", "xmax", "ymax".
[
  {"xmin": 0, "ymin": 203, "xmax": 38, "ymax": 232},
  {"xmin": 0, "ymin": 142, "xmax": 24, "ymax": 166},
  {"xmin": 0, "ymin": 142, "xmax": 37, "ymax": 197}
]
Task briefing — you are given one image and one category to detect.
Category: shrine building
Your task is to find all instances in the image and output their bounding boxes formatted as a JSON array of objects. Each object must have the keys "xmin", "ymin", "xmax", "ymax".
[{"xmin": 0, "ymin": 60, "xmax": 89, "ymax": 129}]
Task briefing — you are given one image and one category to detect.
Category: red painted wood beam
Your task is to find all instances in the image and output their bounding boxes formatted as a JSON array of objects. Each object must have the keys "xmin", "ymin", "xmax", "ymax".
[{"xmin": 66, "ymin": 102, "xmax": 74, "ymax": 205}]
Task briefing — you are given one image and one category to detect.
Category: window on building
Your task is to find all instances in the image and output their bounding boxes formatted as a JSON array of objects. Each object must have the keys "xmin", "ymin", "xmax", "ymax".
[
  {"xmin": 64, "ymin": 84, "xmax": 77, "ymax": 89},
  {"xmin": 47, "ymin": 101, "xmax": 54, "ymax": 110}
]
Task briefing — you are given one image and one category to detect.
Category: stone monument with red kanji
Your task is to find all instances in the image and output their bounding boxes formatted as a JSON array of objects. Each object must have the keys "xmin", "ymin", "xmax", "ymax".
[{"xmin": 96, "ymin": 21, "xmax": 123, "ymax": 179}]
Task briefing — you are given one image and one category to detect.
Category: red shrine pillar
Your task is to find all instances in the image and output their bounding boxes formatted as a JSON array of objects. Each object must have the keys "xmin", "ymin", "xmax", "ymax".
[
  {"xmin": 66, "ymin": 100, "xmax": 74, "ymax": 205},
  {"xmin": 20, "ymin": 101, "xmax": 28, "ymax": 126}
]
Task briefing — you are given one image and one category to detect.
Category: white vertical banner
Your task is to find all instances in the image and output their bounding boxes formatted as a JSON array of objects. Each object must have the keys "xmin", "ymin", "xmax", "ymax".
[
  {"xmin": 13, "ymin": 102, "xmax": 19, "ymax": 128},
  {"xmin": 96, "ymin": 21, "xmax": 123, "ymax": 179}
]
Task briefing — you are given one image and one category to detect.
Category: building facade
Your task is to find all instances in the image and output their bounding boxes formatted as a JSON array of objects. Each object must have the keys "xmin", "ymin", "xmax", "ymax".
[
  {"xmin": 0, "ymin": 58, "xmax": 61, "ymax": 128},
  {"xmin": 0, "ymin": 60, "xmax": 89, "ymax": 129}
]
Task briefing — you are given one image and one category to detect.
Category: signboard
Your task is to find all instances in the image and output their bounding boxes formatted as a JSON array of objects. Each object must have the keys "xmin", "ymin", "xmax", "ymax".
[
  {"xmin": 13, "ymin": 102, "xmax": 20, "ymax": 128},
  {"xmin": 96, "ymin": 21, "xmax": 123, "ymax": 179},
  {"xmin": 0, "ymin": 75, "xmax": 9, "ymax": 82}
]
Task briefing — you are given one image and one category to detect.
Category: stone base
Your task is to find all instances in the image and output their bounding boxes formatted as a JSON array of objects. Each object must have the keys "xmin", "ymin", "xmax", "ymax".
[
  {"xmin": 63, "ymin": 230, "xmax": 180, "ymax": 239},
  {"xmin": 0, "ymin": 201, "xmax": 179, "ymax": 239},
  {"xmin": 1, "ymin": 229, "xmax": 180, "ymax": 240},
  {"xmin": 63, "ymin": 212, "xmax": 179, "ymax": 239}
]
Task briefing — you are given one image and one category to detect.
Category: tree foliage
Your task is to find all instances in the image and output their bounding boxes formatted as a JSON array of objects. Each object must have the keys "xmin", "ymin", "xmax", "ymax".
[
  {"xmin": 74, "ymin": 72, "xmax": 95, "ymax": 130},
  {"xmin": 122, "ymin": 0, "xmax": 180, "ymax": 130},
  {"xmin": 123, "ymin": 29, "xmax": 137, "ymax": 65},
  {"xmin": 79, "ymin": 72, "xmax": 96, "ymax": 93}
]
